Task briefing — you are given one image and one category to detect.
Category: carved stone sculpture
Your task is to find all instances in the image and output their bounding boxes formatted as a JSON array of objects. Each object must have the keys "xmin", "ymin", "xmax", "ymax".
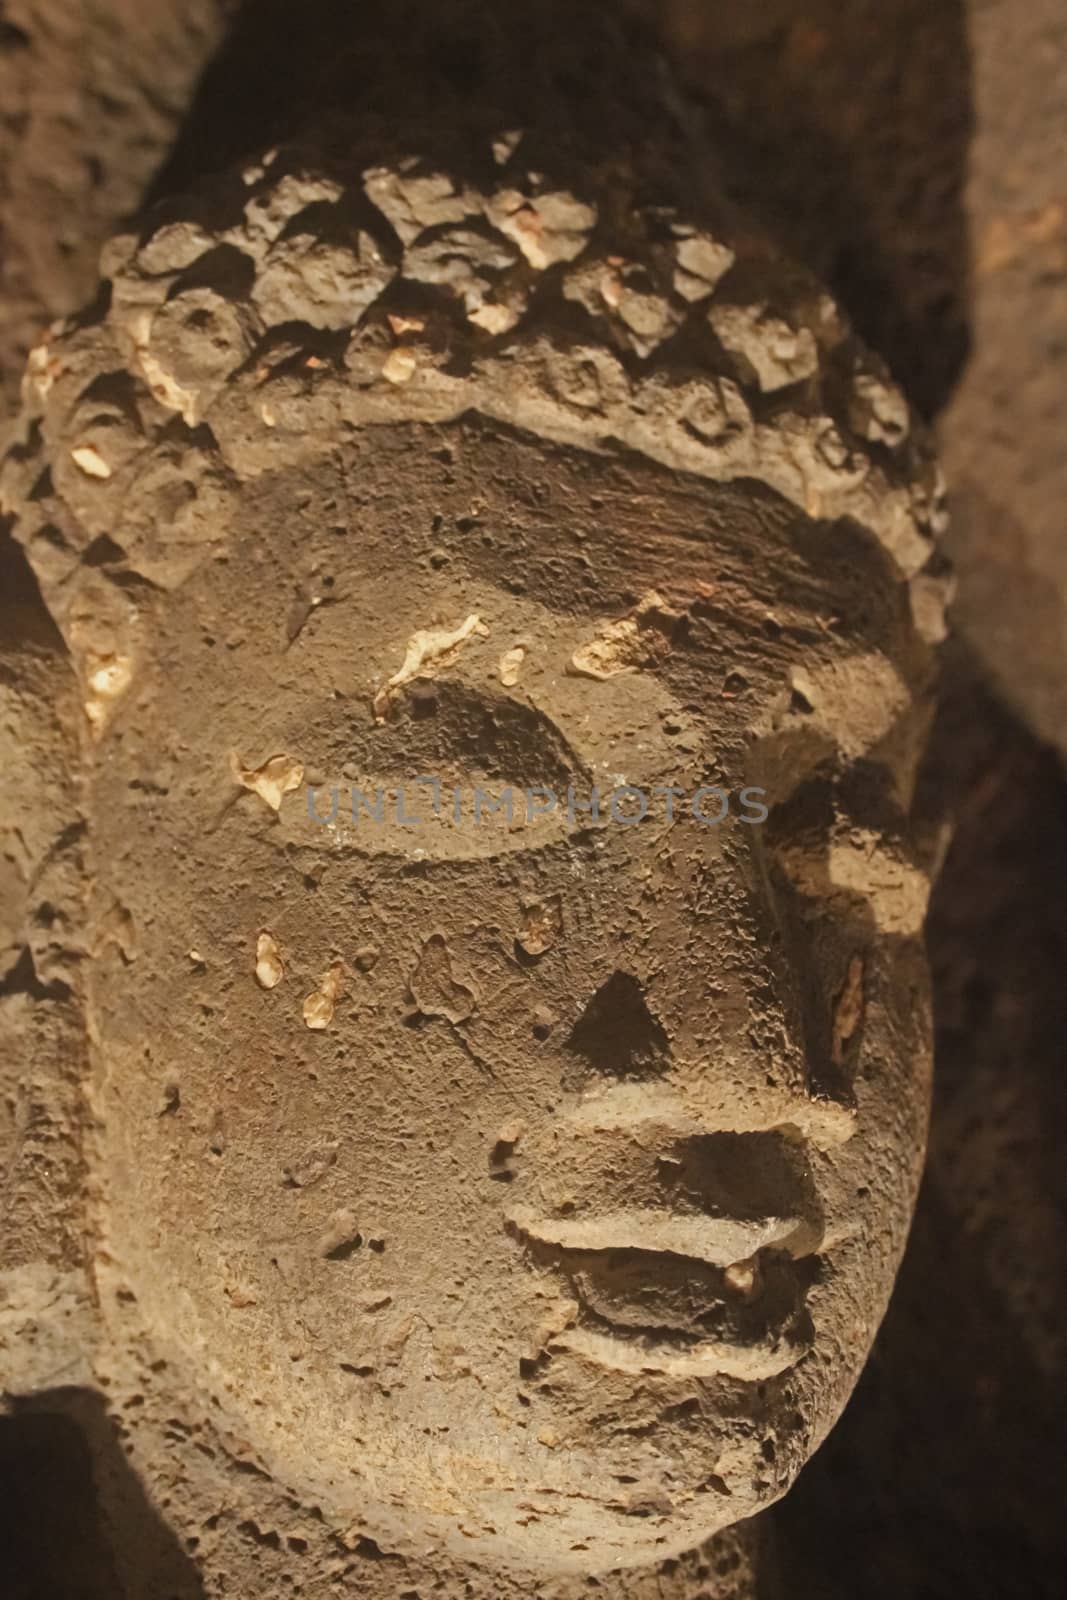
[{"xmin": 0, "ymin": 5, "xmax": 949, "ymax": 1594}]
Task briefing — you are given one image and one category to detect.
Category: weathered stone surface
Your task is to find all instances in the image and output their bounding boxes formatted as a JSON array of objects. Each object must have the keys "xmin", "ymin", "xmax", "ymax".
[
  {"xmin": 0, "ymin": 0, "xmax": 232, "ymax": 422},
  {"xmin": 1, "ymin": 80, "xmax": 944, "ymax": 1594},
  {"xmin": 937, "ymin": 0, "xmax": 1067, "ymax": 758},
  {"xmin": 5, "ymin": 3, "xmax": 1066, "ymax": 1597}
]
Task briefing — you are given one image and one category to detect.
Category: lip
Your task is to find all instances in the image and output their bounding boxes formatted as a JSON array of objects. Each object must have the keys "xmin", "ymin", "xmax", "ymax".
[
  {"xmin": 506, "ymin": 1204, "xmax": 820, "ymax": 1267},
  {"xmin": 507, "ymin": 1204, "xmax": 818, "ymax": 1379}
]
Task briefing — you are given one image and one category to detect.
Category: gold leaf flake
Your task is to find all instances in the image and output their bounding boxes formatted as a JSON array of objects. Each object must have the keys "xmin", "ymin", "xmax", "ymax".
[
  {"xmin": 382, "ymin": 345, "xmax": 417, "ymax": 384},
  {"xmin": 70, "ymin": 444, "xmax": 112, "ymax": 479},
  {"xmin": 373, "ymin": 614, "xmax": 488, "ymax": 722},
  {"xmin": 569, "ymin": 591, "xmax": 678, "ymax": 680},
  {"xmin": 230, "ymin": 751, "xmax": 305, "ymax": 812},
  {"xmin": 255, "ymin": 931, "xmax": 284, "ymax": 989},
  {"xmin": 303, "ymin": 960, "xmax": 344, "ymax": 1030},
  {"xmin": 498, "ymin": 644, "xmax": 526, "ymax": 686},
  {"xmin": 387, "ymin": 313, "xmax": 426, "ymax": 336},
  {"xmin": 85, "ymin": 652, "xmax": 133, "ymax": 732},
  {"xmin": 516, "ymin": 895, "xmax": 562, "ymax": 957},
  {"xmin": 468, "ymin": 301, "xmax": 518, "ymax": 335}
]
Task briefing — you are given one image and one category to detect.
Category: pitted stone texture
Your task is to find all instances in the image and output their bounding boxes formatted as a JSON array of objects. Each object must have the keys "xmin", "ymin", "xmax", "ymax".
[
  {"xmin": 0, "ymin": 0, "xmax": 233, "ymax": 423},
  {"xmin": 1, "ymin": 131, "xmax": 945, "ymax": 1599}
]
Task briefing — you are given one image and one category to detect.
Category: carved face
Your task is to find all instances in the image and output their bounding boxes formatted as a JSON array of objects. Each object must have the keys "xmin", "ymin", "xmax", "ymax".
[{"xmin": 86, "ymin": 421, "xmax": 933, "ymax": 1574}]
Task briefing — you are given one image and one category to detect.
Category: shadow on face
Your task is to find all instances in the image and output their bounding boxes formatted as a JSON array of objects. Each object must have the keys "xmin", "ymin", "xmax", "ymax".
[{"xmin": 0, "ymin": 1390, "xmax": 204, "ymax": 1600}]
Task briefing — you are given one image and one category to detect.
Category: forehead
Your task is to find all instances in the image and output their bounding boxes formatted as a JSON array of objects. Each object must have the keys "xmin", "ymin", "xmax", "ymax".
[
  {"xmin": 256, "ymin": 418, "xmax": 902, "ymax": 613},
  {"xmin": 105, "ymin": 417, "xmax": 931, "ymax": 840},
  {"xmin": 183, "ymin": 417, "xmax": 918, "ymax": 727}
]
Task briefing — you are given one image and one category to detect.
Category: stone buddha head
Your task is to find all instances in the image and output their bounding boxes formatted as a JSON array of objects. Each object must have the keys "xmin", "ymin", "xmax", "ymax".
[{"xmin": 4, "ymin": 133, "xmax": 948, "ymax": 1582}]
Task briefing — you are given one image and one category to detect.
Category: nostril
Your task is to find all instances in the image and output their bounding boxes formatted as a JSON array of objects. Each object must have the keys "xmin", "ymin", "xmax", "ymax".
[
  {"xmin": 566, "ymin": 971, "xmax": 669, "ymax": 1080},
  {"xmin": 655, "ymin": 1155, "xmax": 683, "ymax": 1186}
]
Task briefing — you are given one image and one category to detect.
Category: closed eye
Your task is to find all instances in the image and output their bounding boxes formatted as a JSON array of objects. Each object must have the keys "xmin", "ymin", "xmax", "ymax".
[{"xmin": 282, "ymin": 681, "xmax": 595, "ymax": 862}]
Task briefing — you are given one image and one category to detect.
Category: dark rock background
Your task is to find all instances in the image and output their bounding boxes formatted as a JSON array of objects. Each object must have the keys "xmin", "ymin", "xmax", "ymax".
[
  {"xmin": 0, "ymin": 0, "xmax": 232, "ymax": 414},
  {"xmin": 653, "ymin": 6, "xmax": 1067, "ymax": 1593}
]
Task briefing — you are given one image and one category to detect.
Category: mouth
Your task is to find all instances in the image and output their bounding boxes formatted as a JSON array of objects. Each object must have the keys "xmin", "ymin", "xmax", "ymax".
[{"xmin": 507, "ymin": 1205, "xmax": 819, "ymax": 1380}]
